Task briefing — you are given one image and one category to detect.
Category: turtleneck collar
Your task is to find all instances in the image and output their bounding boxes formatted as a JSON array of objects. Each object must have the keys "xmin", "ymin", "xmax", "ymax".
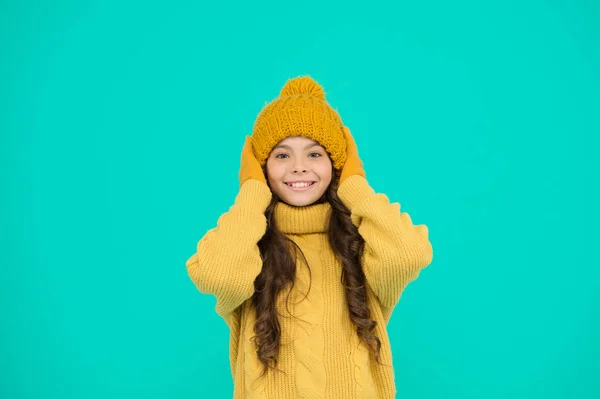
[{"xmin": 273, "ymin": 201, "xmax": 331, "ymax": 234}]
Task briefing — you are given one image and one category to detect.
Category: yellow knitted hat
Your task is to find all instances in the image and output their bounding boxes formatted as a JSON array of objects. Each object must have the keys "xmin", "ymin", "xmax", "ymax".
[{"xmin": 251, "ymin": 76, "xmax": 347, "ymax": 170}]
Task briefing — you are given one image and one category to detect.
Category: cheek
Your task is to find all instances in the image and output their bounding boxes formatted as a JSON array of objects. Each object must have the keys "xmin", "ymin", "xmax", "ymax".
[
  {"xmin": 322, "ymin": 171, "xmax": 332, "ymax": 185},
  {"xmin": 317, "ymin": 162, "xmax": 333, "ymax": 183},
  {"xmin": 265, "ymin": 162, "xmax": 284, "ymax": 182}
]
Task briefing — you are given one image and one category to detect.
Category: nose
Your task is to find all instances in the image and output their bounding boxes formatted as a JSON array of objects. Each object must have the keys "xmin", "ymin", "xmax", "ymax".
[
  {"xmin": 292, "ymin": 166, "xmax": 308, "ymax": 174},
  {"xmin": 292, "ymin": 160, "xmax": 308, "ymax": 174}
]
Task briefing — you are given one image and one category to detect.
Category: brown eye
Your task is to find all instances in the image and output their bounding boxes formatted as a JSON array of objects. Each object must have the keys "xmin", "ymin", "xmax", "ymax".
[
  {"xmin": 309, "ymin": 152, "xmax": 322, "ymax": 158},
  {"xmin": 275, "ymin": 153, "xmax": 289, "ymax": 159}
]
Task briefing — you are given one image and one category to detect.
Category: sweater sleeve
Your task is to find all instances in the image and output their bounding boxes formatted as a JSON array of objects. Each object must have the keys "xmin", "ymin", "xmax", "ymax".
[
  {"xmin": 185, "ymin": 179, "xmax": 272, "ymax": 324},
  {"xmin": 337, "ymin": 175, "xmax": 433, "ymax": 308}
]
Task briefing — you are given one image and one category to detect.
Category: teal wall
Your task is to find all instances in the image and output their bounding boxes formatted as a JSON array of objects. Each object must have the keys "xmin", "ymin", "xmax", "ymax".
[{"xmin": 1, "ymin": 1, "xmax": 598, "ymax": 397}]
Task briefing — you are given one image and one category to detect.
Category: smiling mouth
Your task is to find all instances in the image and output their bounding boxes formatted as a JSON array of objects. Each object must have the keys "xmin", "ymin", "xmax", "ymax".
[{"xmin": 285, "ymin": 181, "xmax": 316, "ymax": 190}]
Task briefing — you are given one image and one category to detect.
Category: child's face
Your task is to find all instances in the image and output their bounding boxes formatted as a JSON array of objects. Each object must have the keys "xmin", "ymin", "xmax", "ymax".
[{"xmin": 265, "ymin": 136, "xmax": 333, "ymax": 207}]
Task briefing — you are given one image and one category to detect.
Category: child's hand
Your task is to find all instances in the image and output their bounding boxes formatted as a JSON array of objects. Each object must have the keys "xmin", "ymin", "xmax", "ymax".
[
  {"xmin": 239, "ymin": 136, "xmax": 267, "ymax": 187},
  {"xmin": 339, "ymin": 126, "xmax": 366, "ymax": 184}
]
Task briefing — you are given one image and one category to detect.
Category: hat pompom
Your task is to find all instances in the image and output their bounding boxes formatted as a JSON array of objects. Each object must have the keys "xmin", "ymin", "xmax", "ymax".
[{"xmin": 279, "ymin": 76, "xmax": 325, "ymax": 100}]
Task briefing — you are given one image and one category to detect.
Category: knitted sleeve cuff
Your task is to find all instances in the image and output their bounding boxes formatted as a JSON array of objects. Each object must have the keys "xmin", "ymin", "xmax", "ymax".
[
  {"xmin": 236, "ymin": 179, "xmax": 273, "ymax": 212},
  {"xmin": 337, "ymin": 175, "xmax": 376, "ymax": 210}
]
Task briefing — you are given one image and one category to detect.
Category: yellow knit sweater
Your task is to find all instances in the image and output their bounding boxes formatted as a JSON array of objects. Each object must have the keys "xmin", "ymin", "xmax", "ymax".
[{"xmin": 186, "ymin": 175, "xmax": 433, "ymax": 398}]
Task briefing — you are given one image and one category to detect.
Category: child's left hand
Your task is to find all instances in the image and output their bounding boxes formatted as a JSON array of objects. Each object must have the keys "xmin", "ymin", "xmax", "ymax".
[{"xmin": 339, "ymin": 126, "xmax": 366, "ymax": 184}]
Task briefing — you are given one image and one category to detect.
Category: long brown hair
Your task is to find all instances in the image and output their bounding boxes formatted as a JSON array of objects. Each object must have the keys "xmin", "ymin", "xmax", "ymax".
[{"xmin": 251, "ymin": 168, "xmax": 383, "ymax": 377}]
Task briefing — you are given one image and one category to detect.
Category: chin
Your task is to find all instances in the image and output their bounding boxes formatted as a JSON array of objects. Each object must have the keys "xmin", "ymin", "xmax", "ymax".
[
  {"xmin": 270, "ymin": 180, "xmax": 329, "ymax": 207},
  {"xmin": 283, "ymin": 197, "xmax": 319, "ymax": 207},
  {"xmin": 279, "ymin": 189, "xmax": 324, "ymax": 207}
]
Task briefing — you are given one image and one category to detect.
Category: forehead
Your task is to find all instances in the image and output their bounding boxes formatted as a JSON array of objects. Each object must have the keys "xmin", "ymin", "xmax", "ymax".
[{"xmin": 274, "ymin": 136, "xmax": 323, "ymax": 148}]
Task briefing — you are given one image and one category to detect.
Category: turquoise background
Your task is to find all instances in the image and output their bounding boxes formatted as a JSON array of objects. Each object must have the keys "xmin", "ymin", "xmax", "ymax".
[{"xmin": 1, "ymin": 0, "xmax": 598, "ymax": 397}]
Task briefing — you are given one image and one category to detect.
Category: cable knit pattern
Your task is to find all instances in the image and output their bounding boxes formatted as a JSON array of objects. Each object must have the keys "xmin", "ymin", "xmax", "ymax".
[
  {"xmin": 186, "ymin": 176, "xmax": 433, "ymax": 398},
  {"xmin": 275, "ymin": 202, "xmax": 329, "ymax": 397},
  {"xmin": 291, "ymin": 240, "xmax": 327, "ymax": 398},
  {"xmin": 351, "ymin": 330, "xmax": 376, "ymax": 398}
]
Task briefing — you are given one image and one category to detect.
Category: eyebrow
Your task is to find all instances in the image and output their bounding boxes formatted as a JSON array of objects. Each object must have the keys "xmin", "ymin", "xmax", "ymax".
[{"xmin": 273, "ymin": 143, "xmax": 323, "ymax": 150}]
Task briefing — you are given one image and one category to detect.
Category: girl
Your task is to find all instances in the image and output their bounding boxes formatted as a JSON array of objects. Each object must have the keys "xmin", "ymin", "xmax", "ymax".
[{"xmin": 186, "ymin": 76, "xmax": 433, "ymax": 398}]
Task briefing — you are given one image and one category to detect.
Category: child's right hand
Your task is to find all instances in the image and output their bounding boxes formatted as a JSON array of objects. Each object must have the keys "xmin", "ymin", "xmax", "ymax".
[{"xmin": 239, "ymin": 136, "xmax": 267, "ymax": 188}]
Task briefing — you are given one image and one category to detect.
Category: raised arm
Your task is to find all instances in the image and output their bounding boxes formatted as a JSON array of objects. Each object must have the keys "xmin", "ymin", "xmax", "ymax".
[
  {"xmin": 186, "ymin": 136, "xmax": 272, "ymax": 325},
  {"xmin": 338, "ymin": 175, "xmax": 433, "ymax": 308},
  {"xmin": 337, "ymin": 126, "xmax": 433, "ymax": 308}
]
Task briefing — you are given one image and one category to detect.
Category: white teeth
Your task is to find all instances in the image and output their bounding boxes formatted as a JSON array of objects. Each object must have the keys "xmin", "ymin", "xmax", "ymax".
[{"xmin": 289, "ymin": 182, "xmax": 313, "ymax": 188}]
